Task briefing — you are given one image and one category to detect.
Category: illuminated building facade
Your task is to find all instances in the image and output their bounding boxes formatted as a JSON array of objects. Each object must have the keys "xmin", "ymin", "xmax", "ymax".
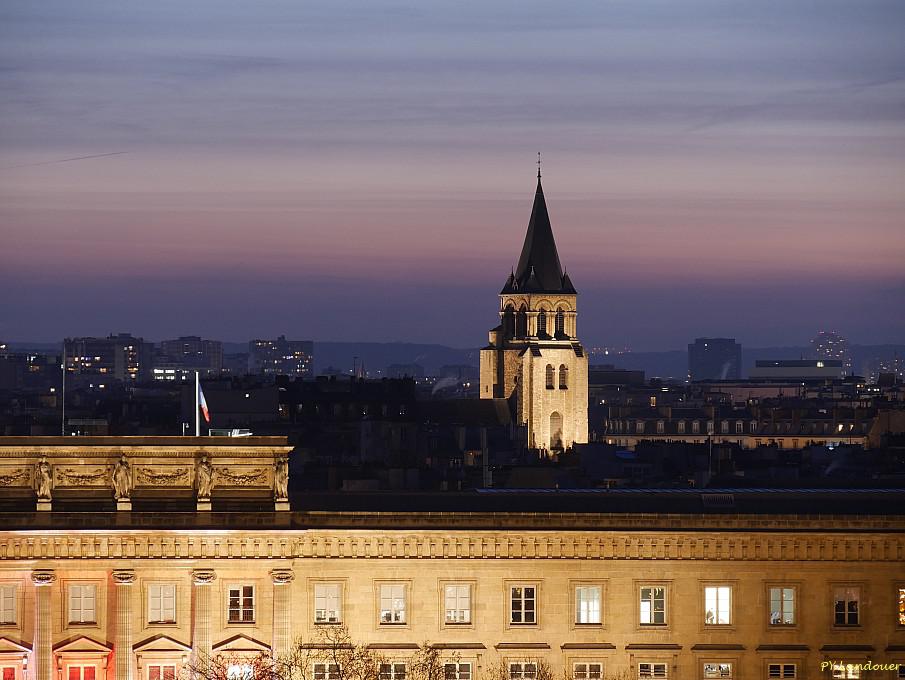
[
  {"xmin": 154, "ymin": 337, "xmax": 223, "ymax": 381},
  {"xmin": 1, "ymin": 439, "xmax": 904, "ymax": 680},
  {"xmin": 811, "ymin": 332, "xmax": 852, "ymax": 376},
  {"xmin": 64, "ymin": 334, "xmax": 152, "ymax": 383},
  {"xmin": 480, "ymin": 175, "xmax": 588, "ymax": 453},
  {"xmin": 248, "ymin": 337, "xmax": 314, "ymax": 378}
]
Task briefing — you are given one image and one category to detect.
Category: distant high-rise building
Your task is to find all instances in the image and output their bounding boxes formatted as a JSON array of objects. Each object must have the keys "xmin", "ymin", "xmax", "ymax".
[
  {"xmin": 249, "ymin": 336, "xmax": 313, "ymax": 377},
  {"xmin": 155, "ymin": 335, "xmax": 223, "ymax": 380},
  {"xmin": 479, "ymin": 171, "xmax": 588, "ymax": 453},
  {"xmin": 811, "ymin": 330, "xmax": 852, "ymax": 375},
  {"xmin": 688, "ymin": 338, "xmax": 742, "ymax": 381},
  {"xmin": 64, "ymin": 333, "xmax": 152, "ymax": 381}
]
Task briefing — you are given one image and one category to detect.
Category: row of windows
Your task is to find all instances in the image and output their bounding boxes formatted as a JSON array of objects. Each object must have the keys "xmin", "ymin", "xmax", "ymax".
[
  {"xmin": 5, "ymin": 582, "xmax": 900, "ymax": 629},
  {"xmin": 544, "ymin": 364, "xmax": 569, "ymax": 390},
  {"xmin": 611, "ymin": 419, "xmax": 859, "ymax": 436},
  {"xmin": 7, "ymin": 660, "xmax": 903, "ymax": 680}
]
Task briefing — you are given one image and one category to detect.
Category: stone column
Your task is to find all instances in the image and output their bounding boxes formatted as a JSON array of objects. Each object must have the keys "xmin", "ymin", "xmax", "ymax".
[
  {"xmin": 270, "ymin": 569, "xmax": 294, "ymax": 659},
  {"xmin": 191, "ymin": 570, "xmax": 217, "ymax": 672},
  {"xmin": 113, "ymin": 570, "xmax": 135, "ymax": 680},
  {"xmin": 32, "ymin": 570, "xmax": 56, "ymax": 680}
]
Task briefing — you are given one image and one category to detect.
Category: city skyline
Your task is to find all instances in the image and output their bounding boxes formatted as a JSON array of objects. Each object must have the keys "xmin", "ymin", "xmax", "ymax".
[{"xmin": 2, "ymin": 0, "xmax": 904, "ymax": 349}]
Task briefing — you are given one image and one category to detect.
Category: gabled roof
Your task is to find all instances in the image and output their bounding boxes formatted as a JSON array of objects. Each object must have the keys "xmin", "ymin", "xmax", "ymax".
[
  {"xmin": 502, "ymin": 177, "xmax": 575, "ymax": 295},
  {"xmin": 0, "ymin": 636, "xmax": 31, "ymax": 653},
  {"xmin": 133, "ymin": 634, "xmax": 192, "ymax": 653},
  {"xmin": 213, "ymin": 633, "xmax": 270, "ymax": 652},
  {"xmin": 53, "ymin": 635, "xmax": 112, "ymax": 654}
]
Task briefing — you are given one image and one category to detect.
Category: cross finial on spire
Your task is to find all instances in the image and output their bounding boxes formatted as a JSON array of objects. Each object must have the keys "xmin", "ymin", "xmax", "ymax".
[{"xmin": 537, "ymin": 151, "xmax": 542, "ymax": 179}]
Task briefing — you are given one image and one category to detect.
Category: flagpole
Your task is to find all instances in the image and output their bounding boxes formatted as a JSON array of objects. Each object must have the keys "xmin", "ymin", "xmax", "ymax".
[
  {"xmin": 195, "ymin": 370, "xmax": 200, "ymax": 437},
  {"xmin": 61, "ymin": 343, "xmax": 66, "ymax": 436}
]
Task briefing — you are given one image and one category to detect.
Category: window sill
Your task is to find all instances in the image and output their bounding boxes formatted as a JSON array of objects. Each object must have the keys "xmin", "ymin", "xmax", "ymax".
[
  {"xmin": 147, "ymin": 621, "xmax": 177, "ymax": 626},
  {"xmin": 574, "ymin": 622, "xmax": 602, "ymax": 627},
  {"xmin": 379, "ymin": 622, "xmax": 407, "ymax": 626},
  {"xmin": 315, "ymin": 620, "xmax": 343, "ymax": 626},
  {"xmin": 444, "ymin": 621, "xmax": 472, "ymax": 626},
  {"xmin": 67, "ymin": 621, "xmax": 98, "ymax": 626},
  {"xmin": 227, "ymin": 620, "xmax": 257, "ymax": 625},
  {"xmin": 509, "ymin": 622, "xmax": 538, "ymax": 626}
]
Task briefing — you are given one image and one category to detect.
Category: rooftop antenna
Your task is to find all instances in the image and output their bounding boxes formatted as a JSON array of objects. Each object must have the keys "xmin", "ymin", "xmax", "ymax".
[{"xmin": 537, "ymin": 151, "xmax": 542, "ymax": 179}]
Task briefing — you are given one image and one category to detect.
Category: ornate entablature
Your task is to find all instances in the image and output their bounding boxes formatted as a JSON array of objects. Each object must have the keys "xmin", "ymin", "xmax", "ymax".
[{"xmin": 0, "ymin": 436, "xmax": 293, "ymax": 512}]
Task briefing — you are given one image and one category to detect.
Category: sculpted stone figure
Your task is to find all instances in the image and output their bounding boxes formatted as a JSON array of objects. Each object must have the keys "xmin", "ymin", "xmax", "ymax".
[
  {"xmin": 196, "ymin": 456, "xmax": 213, "ymax": 498},
  {"xmin": 35, "ymin": 458, "xmax": 52, "ymax": 500},
  {"xmin": 112, "ymin": 455, "xmax": 132, "ymax": 499},
  {"xmin": 274, "ymin": 456, "xmax": 289, "ymax": 500}
]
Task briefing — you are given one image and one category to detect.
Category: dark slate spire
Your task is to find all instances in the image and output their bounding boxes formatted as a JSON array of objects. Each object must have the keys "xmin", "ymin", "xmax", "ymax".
[{"xmin": 502, "ymin": 176, "xmax": 570, "ymax": 294}]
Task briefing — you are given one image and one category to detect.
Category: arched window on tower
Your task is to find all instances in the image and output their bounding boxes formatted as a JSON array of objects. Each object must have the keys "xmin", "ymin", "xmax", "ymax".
[
  {"xmin": 559, "ymin": 364, "xmax": 569, "ymax": 389},
  {"xmin": 537, "ymin": 310, "xmax": 548, "ymax": 338},
  {"xmin": 555, "ymin": 309, "xmax": 566, "ymax": 338},
  {"xmin": 503, "ymin": 306, "xmax": 515, "ymax": 338},
  {"xmin": 516, "ymin": 306, "xmax": 528, "ymax": 338},
  {"xmin": 545, "ymin": 364, "xmax": 555, "ymax": 389}
]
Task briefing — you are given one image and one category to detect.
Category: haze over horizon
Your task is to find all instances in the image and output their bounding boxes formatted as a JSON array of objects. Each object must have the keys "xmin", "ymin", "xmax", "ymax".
[{"xmin": 2, "ymin": 1, "xmax": 904, "ymax": 350}]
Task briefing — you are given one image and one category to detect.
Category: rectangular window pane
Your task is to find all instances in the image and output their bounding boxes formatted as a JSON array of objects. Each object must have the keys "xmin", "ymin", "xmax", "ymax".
[
  {"xmin": 898, "ymin": 587, "xmax": 905, "ymax": 626},
  {"xmin": 833, "ymin": 587, "xmax": 860, "ymax": 626},
  {"xmin": 704, "ymin": 586, "xmax": 731, "ymax": 625},
  {"xmin": 702, "ymin": 663, "xmax": 731, "ymax": 678},
  {"xmin": 380, "ymin": 584, "xmax": 406, "ymax": 623},
  {"xmin": 576, "ymin": 586, "xmax": 601, "ymax": 624},
  {"xmin": 315, "ymin": 583, "xmax": 342, "ymax": 623},
  {"xmin": 640, "ymin": 586, "xmax": 665, "ymax": 625}
]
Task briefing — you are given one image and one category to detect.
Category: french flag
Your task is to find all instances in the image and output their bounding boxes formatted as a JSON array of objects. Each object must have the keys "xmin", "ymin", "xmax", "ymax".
[{"xmin": 198, "ymin": 384, "xmax": 211, "ymax": 423}]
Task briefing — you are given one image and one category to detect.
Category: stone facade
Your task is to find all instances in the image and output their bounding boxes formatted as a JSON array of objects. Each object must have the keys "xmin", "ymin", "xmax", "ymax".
[{"xmin": 0, "ymin": 513, "xmax": 903, "ymax": 678}]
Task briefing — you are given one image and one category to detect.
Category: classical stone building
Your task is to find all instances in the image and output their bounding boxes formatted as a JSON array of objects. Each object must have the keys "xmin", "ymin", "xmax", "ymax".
[
  {"xmin": 1, "ymin": 438, "xmax": 904, "ymax": 680},
  {"xmin": 480, "ymin": 173, "xmax": 588, "ymax": 453}
]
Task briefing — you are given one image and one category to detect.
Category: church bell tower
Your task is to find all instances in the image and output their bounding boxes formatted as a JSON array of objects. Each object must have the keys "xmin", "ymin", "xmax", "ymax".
[{"xmin": 479, "ymin": 167, "xmax": 588, "ymax": 453}]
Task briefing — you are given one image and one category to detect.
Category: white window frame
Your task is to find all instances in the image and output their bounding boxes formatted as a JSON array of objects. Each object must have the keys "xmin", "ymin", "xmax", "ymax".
[
  {"xmin": 509, "ymin": 585, "xmax": 537, "ymax": 625},
  {"xmin": 68, "ymin": 584, "xmax": 97, "ymax": 624},
  {"xmin": 768, "ymin": 586, "xmax": 795, "ymax": 626},
  {"xmin": 572, "ymin": 662, "xmax": 602, "ymax": 680},
  {"xmin": 0, "ymin": 585, "xmax": 15, "ymax": 625},
  {"xmin": 702, "ymin": 662, "xmax": 733, "ymax": 678},
  {"xmin": 637, "ymin": 662, "xmax": 667, "ymax": 678},
  {"xmin": 833, "ymin": 586, "xmax": 860, "ymax": 627},
  {"xmin": 379, "ymin": 583, "xmax": 407, "ymax": 624},
  {"xmin": 767, "ymin": 664, "xmax": 797, "ymax": 678},
  {"xmin": 147, "ymin": 583, "xmax": 176, "ymax": 624},
  {"xmin": 509, "ymin": 662, "xmax": 538, "ymax": 680},
  {"xmin": 830, "ymin": 663, "xmax": 861, "ymax": 679},
  {"xmin": 639, "ymin": 585, "xmax": 666, "ymax": 626},
  {"xmin": 444, "ymin": 584, "xmax": 471, "ymax": 624},
  {"xmin": 227, "ymin": 584, "xmax": 255, "ymax": 623},
  {"xmin": 314, "ymin": 583, "xmax": 343, "ymax": 624},
  {"xmin": 575, "ymin": 585, "xmax": 601, "ymax": 624},
  {"xmin": 704, "ymin": 585, "xmax": 731, "ymax": 626},
  {"xmin": 444, "ymin": 663, "xmax": 472, "ymax": 680}
]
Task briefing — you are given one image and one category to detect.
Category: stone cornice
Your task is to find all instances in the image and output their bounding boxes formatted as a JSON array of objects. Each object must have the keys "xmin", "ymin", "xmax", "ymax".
[{"xmin": 0, "ymin": 529, "xmax": 902, "ymax": 562}]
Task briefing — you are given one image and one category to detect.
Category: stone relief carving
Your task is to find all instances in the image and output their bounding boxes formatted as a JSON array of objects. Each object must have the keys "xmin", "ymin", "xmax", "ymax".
[
  {"xmin": 192, "ymin": 569, "xmax": 217, "ymax": 585},
  {"xmin": 196, "ymin": 456, "xmax": 213, "ymax": 498},
  {"xmin": 56, "ymin": 466, "xmax": 109, "ymax": 487},
  {"xmin": 138, "ymin": 466, "xmax": 190, "ymax": 486},
  {"xmin": 270, "ymin": 569, "xmax": 294, "ymax": 585},
  {"xmin": 217, "ymin": 467, "xmax": 266, "ymax": 486},
  {"xmin": 35, "ymin": 458, "xmax": 52, "ymax": 500},
  {"xmin": 112, "ymin": 455, "xmax": 132, "ymax": 500},
  {"xmin": 273, "ymin": 456, "xmax": 289, "ymax": 500},
  {"xmin": 0, "ymin": 468, "xmax": 29, "ymax": 486},
  {"xmin": 31, "ymin": 570, "xmax": 56, "ymax": 586},
  {"xmin": 112, "ymin": 569, "xmax": 136, "ymax": 585}
]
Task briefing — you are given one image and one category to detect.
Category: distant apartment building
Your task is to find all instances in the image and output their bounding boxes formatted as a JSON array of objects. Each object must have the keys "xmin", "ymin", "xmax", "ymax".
[
  {"xmin": 812, "ymin": 329, "xmax": 852, "ymax": 374},
  {"xmin": 749, "ymin": 359, "xmax": 844, "ymax": 380},
  {"xmin": 153, "ymin": 335, "xmax": 223, "ymax": 381},
  {"xmin": 687, "ymin": 337, "xmax": 741, "ymax": 381},
  {"xmin": 64, "ymin": 333, "xmax": 152, "ymax": 382},
  {"xmin": 249, "ymin": 335, "xmax": 313, "ymax": 377}
]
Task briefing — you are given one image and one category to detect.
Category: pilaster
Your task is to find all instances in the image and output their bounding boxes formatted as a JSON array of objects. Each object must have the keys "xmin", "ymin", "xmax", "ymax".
[
  {"xmin": 191, "ymin": 569, "xmax": 217, "ymax": 673},
  {"xmin": 270, "ymin": 568, "xmax": 295, "ymax": 658},
  {"xmin": 31, "ymin": 570, "xmax": 56, "ymax": 680},
  {"xmin": 113, "ymin": 569, "xmax": 135, "ymax": 680}
]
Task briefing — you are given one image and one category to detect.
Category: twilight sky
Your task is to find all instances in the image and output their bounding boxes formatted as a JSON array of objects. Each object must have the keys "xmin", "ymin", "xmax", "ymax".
[{"xmin": 1, "ymin": 0, "xmax": 904, "ymax": 350}]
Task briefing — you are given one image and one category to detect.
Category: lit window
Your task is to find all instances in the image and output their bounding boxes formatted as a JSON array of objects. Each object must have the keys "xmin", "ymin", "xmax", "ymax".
[
  {"xmin": 575, "ymin": 586, "xmax": 601, "ymax": 624},
  {"xmin": 769, "ymin": 587, "xmax": 795, "ymax": 626},
  {"xmin": 315, "ymin": 583, "xmax": 342, "ymax": 623},
  {"xmin": 148, "ymin": 665, "xmax": 176, "ymax": 680},
  {"xmin": 704, "ymin": 586, "xmax": 731, "ymax": 625},
  {"xmin": 831, "ymin": 664, "xmax": 860, "ymax": 679},
  {"xmin": 510, "ymin": 585, "xmax": 536, "ymax": 624},
  {"xmin": 227, "ymin": 665, "xmax": 253, "ymax": 680},
  {"xmin": 444, "ymin": 584, "xmax": 471, "ymax": 624},
  {"xmin": 898, "ymin": 587, "xmax": 905, "ymax": 626},
  {"xmin": 314, "ymin": 664, "xmax": 340, "ymax": 680},
  {"xmin": 68, "ymin": 667, "xmax": 96, "ymax": 680},
  {"xmin": 833, "ymin": 586, "xmax": 860, "ymax": 626},
  {"xmin": 147, "ymin": 584, "xmax": 176, "ymax": 624},
  {"xmin": 227, "ymin": 585, "xmax": 255, "ymax": 623},
  {"xmin": 379, "ymin": 584, "xmax": 406, "ymax": 624},
  {"xmin": 573, "ymin": 663, "xmax": 602, "ymax": 680},
  {"xmin": 68, "ymin": 584, "xmax": 97, "ymax": 624},
  {"xmin": 638, "ymin": 663, "xmax": 667, "ymax": 678},
  {"xmin": 0, "ymin": 585, "xmax": 15, "ymax": 624},
  {"xmin": 444, "ymin": 663, "xmax": 472, "ymax": 680},
  {"xmin": 703, "ymin": 662, "xmax": 732, "ymax": 678},
  {"xmin": 767, "ymin": 665, "xmax": 796, "ymax": 678},
  {"xmin": 380, "ymin": 664, "xmax": 407, "ymax": 680},
  {"xmin": 640, "ymin": 586, "xmax": 666, "ymax": 625},
  {"xmin": 509, "ymin": 663, "xmax": 538, "ymax": 680}
]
